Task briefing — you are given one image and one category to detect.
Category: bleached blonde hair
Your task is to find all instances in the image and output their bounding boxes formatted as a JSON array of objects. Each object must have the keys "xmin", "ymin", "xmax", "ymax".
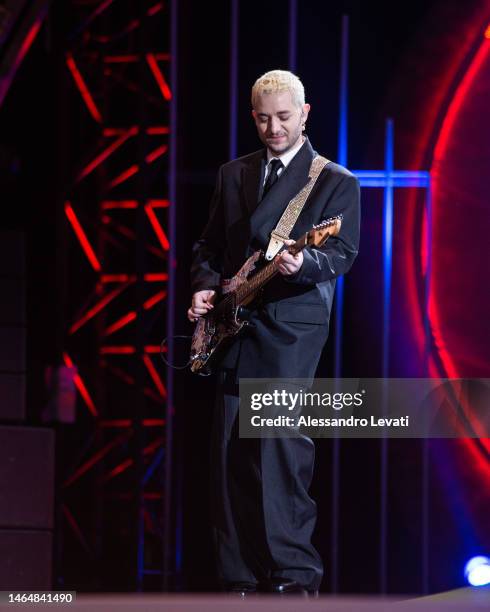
[{"xmin": 251, "ymin": 70, "xmax": 305, "ymax": 109}]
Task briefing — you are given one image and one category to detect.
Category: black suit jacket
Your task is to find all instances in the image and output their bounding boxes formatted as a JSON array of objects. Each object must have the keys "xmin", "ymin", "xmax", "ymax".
[{"xmin": 191, "ymin": 137, "xmax": 360, "ymax": 378}]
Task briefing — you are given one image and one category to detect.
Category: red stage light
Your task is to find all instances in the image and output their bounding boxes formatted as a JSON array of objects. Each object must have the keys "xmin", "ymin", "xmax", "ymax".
[
  {"xmin": 148, "ymin": 3, "xmax": 164, "ymax": 17},
  {"xmin": 62, "ymin": 505, "xmax": 90, "ymax": 553},
  {"xmin": 146, "ymin": 53, "xmax": 172, "ymax": 100},
  {"xmin": 145, "ymin": 203, "xmax": 170, "ymax": 251},
  {"xmin": 78, "ymin": 128, "xmax": 137, "ymax": 182},
  {"xmin": 62, "ymin": 353, "xmax": 98, "ymax": 417},
  {"xmin": 103, "ymin": 126, "xmax": 169, "ymax": 136},
  {"xmin": 66, "ymin": 53, "xmax": 103, "ymax": 123},
  {"xmin": 70, "ymin": 283, "xmax": 130, "ymax": 334},
  {"xmin": 143, "ymin": 355, "xmax": 167, "ymax": 398},
  {"xmin": 99, "ymin": 419, "xmax": 165, "ymax": 428},
  {"xmin": 100, "ymin": 345, "xmax": 165, "ymax": 354},
  {"xmin": 65, "ymin": 202, "xmax": 102, "ymax": 272},
  {"xmin": 0, "ymin": 16, "xmax": 43, "ymax": 106},
  {"xmin": 143, "ymin": 290, "xmax": 167, "ymax": 310},
  {"xmin": 145, "ymin": 144, "xmax": 168, "ymax": 163},
  {"xmin": 108, "ymin": 164, "xmax": 139, "ymax": 189},
  {"xmin": 64, "ymin": 432, "xmax": 131, "ymax": 487},
  {"xmin": 103, "ymin": 437, "xmax": 164, "ymax": 482},
  {"xmin": 104, "ymin": 311, "xmax": 137, "ymax": 336}
]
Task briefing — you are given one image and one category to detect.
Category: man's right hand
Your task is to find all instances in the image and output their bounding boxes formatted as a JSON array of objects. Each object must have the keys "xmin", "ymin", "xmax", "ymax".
[{"xmin": 187, "ymin": 289, "xmax": 216, "ymax": 323}]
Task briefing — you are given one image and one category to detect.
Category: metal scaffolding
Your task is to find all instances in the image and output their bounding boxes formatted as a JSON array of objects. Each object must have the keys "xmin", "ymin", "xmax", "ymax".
[{"xmin": 58, "ymin": 0, "xmax": 175, "ymax": 590}]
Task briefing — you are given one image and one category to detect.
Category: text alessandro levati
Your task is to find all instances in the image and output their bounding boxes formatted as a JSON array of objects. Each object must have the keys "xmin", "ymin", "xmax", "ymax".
[{"xmin": 248, "ymin": 390, "xmax": 410, "ymax": 428}]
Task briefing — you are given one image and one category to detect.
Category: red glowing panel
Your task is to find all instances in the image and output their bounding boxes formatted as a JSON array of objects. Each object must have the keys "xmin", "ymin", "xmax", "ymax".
[{"xmin": 430, "ymin": 37, "xmax": 490, "ymax": 379}]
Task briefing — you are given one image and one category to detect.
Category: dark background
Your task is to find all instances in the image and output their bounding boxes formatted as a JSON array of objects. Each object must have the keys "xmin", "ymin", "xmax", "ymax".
[{"xmin": 0, "ymin": 0, "xmax": 489, "ymax": 595}]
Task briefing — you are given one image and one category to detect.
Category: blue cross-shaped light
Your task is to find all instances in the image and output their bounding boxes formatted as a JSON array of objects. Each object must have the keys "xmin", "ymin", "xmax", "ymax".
[{"xmin": 334, "ymin": 17, "xmax": 431, "ymax": 380}]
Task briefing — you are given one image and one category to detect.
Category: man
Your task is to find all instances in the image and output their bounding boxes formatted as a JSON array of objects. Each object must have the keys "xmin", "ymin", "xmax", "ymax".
[{"xmin": 188, "ymin": 70, "xmax": 360, "ymax": 595}]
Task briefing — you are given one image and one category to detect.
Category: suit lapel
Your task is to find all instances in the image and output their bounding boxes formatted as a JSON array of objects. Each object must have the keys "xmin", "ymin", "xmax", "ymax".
[
  {"xmin": 242, "ymin": 153, "xmax": 265, "ymax": 215},
  {"xmin": 249, "ymin": 137, "xmax": 315, "ymax": 248}
]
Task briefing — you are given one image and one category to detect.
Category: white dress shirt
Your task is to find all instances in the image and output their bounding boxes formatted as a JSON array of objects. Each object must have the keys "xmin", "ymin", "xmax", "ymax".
[{"xmin": 263, "ymin": 137, "xmax": 305, "ymax": 186}]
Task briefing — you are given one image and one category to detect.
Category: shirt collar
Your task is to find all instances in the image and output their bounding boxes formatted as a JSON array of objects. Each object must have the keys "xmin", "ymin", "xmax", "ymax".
[{"xmin": 266, "ymin": 136, "xmax": 305, "ymax": 169}]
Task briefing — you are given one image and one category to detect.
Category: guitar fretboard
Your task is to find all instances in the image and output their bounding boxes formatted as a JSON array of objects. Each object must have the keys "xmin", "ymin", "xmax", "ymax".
[{"xmin": 235, "ymin": 258, "xmax": 278, "ymax": 304}]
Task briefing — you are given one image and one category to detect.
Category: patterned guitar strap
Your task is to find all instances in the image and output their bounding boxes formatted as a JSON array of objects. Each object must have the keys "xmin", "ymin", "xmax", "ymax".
[{"xmin": 264, "ymin": 155, "xmax": 330, "ymax": 260}]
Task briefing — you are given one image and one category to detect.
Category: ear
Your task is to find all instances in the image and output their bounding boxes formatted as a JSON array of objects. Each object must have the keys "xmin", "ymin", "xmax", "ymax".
[
  {"xmin": 301, "ymin": 103, "xmax": 311, "ymax": 121},
  {"xmin": 252, "ymin": 110, "xmax": 257, "ymax": 121}
]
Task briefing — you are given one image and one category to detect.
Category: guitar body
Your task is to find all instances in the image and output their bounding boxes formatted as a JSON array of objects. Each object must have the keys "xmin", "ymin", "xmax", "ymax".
[
  {"xmin": 189, "ymin": 217, "xmax": 341, "ymax": 375},
  {"xmin": 189, "ymin": 251, "xmax": 262, "ymax": 374}
]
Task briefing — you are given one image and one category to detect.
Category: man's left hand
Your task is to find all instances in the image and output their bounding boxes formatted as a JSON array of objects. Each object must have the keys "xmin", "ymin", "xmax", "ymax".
[{"xmin": 276, "ymin": 239, "xmax": 303, "ymax": 276}]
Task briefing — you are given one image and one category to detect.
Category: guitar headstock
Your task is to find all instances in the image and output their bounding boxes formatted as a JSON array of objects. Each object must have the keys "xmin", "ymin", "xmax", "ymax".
[{"xmin": 307, "ymin": 215, "xmax": 342, "ymax": 247}]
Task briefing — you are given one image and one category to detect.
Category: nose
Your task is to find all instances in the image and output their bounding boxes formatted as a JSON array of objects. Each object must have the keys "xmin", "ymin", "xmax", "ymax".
[{"xmin": 269, "ymin": 116, "xmax": 281, "ymax": 134}]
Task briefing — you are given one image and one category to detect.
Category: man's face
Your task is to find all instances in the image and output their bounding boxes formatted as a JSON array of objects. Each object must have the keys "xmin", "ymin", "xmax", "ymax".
[{"xmin": 252, "ymin": 90, "xmax": 310, "ymax": 156}]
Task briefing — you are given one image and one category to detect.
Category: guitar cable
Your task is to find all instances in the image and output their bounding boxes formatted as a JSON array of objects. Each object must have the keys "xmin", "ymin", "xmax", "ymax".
[{"xmin": 159, "ymin": 335, "xmax": 193, "ymax": 370}]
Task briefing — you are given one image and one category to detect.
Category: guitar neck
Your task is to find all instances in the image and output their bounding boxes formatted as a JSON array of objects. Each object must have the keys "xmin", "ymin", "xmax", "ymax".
[
  {"xmin": 235, "ymin": 259, "xmax": 277, "ymax": 304},
  {"xmin": 235, "ymin": 235, "xmax": 309, "ymax": 304}
]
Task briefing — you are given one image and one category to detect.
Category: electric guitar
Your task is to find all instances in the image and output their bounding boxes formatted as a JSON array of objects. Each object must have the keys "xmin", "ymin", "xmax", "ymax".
[{"xmin": 189, "ymin": 216, "xmax": 342, "ymax": 375}]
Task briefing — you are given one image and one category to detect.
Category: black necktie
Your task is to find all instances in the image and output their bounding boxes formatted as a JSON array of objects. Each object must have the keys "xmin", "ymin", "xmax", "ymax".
[{"xmin": 262, "ymin": 158, "xmax": 283, "ymax": 199}]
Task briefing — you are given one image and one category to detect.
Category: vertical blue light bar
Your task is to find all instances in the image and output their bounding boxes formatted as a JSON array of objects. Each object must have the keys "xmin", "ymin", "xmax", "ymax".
[
  {"xmin": 337, "ymin": 15, "xmax": 349, "ymax": 168},
  {"xmin": 382, "ymin": 118, "xmax": 394, "ymax": 378},
  {"xmin": 331, "ymin": 14, "xmax": 349, "ymax": 596},
  {"xmin": 288, "ymin": 0, "xmax": 297, "ymax": 73},
  {"xmin": 163, "ymin": 0, "xmax": 178, "ymax": 590},
  {"xmin": 229, "ymin": 0, "xmax": 239, "ymax": 160},
  {"xmin": 380, "ymin": 118, "xmax": 394, "ymax": 595},
  {"xmin": 334, "ymin": 14, "xmax": 349, "ymax": 379}
]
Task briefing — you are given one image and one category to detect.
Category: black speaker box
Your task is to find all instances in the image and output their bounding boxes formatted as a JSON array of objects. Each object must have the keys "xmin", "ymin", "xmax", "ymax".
[
  {"xmin": 0, "ymin": 426, "xmax": 54, "ymax": 528},
  {"xmin": 0, "ymin": 529, "xmax": 52, "ymax": 590},
  {"xmin": 0, "ymin": 373, "xmax": 25, "ymax": 421}
]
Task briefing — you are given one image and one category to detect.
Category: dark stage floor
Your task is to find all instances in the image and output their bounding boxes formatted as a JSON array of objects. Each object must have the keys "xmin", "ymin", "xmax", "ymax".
[{"xmin": 1, "ymin": 587, "xmax": 488, "ymax": 611}]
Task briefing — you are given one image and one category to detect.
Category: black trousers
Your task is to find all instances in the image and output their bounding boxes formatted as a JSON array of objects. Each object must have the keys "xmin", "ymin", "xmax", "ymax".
[{"xmin": 210, "ymin": 370, "xmax": 323, "ymax": 590}]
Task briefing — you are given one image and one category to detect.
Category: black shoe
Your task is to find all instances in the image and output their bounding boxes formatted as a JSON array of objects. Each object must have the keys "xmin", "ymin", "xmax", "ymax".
[
  {"xmin": 225, "ymin": 581, "xmax": 258, "ymax": 597},
  {"xmin": 270, "ymin": 578, "xmax": 310, "ymax": 596}
]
